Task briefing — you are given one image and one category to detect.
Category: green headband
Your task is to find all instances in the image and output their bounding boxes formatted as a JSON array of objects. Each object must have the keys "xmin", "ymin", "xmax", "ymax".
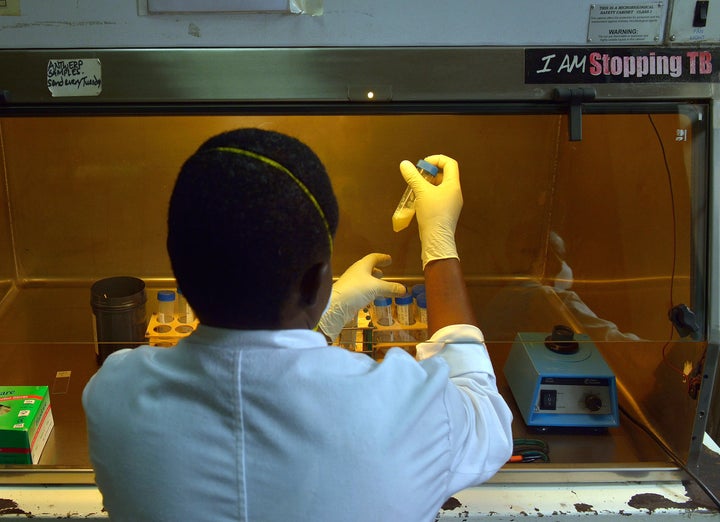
[{"xmin": 210, "ymin": 146, "xmax": 334, "ymax": 255}]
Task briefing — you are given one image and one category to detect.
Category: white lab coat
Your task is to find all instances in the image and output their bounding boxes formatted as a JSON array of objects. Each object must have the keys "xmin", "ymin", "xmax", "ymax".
[{"xmin": 82, "ymin": 324, "xmax": 512, "ymax": 522}]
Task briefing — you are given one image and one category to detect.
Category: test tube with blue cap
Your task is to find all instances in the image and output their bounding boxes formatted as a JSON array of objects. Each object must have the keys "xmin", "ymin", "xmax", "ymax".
[
  {"xmin": 372, "ymin": 296, "xmax": 394, "ymax": 327},
  {"xmin": 415, "ymin": 292, "xmax": 428, "ymax": 325},
  {"xmin": 411, "ymin": 284, "xmax": 425, "ymax": 321},
  {"xmin": 414, "ymin": 292, "xmax": 429, "ymax": 342},
  {"xmin": 395, "ymin": 293, "xmax": 414, "ymax": 326},
  {"xmin": 156, "ymin": 290, "xmax": 176, "ymax": 324},
  {"xmin": 392, "ymin": 159, "xmax": 440, "ymax": 232},
  {"xmin": 372, "ymin": 296, "xmax": 394, "ymax": 348}
]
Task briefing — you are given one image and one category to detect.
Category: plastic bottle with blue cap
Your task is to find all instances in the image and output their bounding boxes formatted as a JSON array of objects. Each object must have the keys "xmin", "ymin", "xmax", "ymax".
[
  {"xmin": 411, "ymin": 284, "xmax": 426, "ymax": 300},
  {"xmin": 372, "ymin": 296, "xmax": 394, "ymax": 347},
  {"xmin": 411, "ymin": 284, "xmax": 425, "ymax": 319},
  {"xmin": 395, "ymin": 293, "xmax": 415, "ymax": 326},
  {"xmin": 156, "ymin": 290, "xmax": 176, "ymax": 324},
  {"xmin": 414, "ymin": 292, "xmax": 429, "ymax": 342},
  {"xmin": 415, "ymin": 292, "xmax": 428, "ymax": 325},
  {"xmin": 372, "ymin": 296, "xmax": 394, "ymax": 327},
  {"xmin": 392, "ymin": 159, "xmax": 440, "ymax": 232}
]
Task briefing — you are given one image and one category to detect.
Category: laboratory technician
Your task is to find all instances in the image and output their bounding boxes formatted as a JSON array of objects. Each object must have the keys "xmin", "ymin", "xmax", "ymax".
[{"xmin": 82, "ymin": 128, "xmax": 513, "ymax": 521}]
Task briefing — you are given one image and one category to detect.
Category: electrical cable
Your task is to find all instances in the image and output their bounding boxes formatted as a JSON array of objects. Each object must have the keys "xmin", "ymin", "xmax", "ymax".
[
  {"xmin": 647, "ymin": 114, "xmax": 707, "ymax": 392},
  {"xmin": 644, "ymin": 115, "xmax": 718, "ymax": 509},
  {"xmin": 620, "ymin": 405, "xmax": 720, "ymax": 510},
  {"xmin": 509, "ymin": 438, "xmax": 550, "ymax": 463}
]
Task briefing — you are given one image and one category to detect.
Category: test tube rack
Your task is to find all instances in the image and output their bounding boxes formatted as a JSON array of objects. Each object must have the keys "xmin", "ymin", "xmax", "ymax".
[
  {"xmin": 145, "ymin": 313, "xmax": 199, "ymax": 348},
  {"xmin": 337, "ymin": 304, "xmax": 428, "ymax": 360}
]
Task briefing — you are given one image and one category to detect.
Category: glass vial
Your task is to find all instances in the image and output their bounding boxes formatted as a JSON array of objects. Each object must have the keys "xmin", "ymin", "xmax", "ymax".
[
  {"xmin": 157, "ymin": 290, "xmax": 176, "ymax": 324},
  {"xmin": 392, "ymin": 159, "xmax": 440, "ymax": 232},
  {"xmin": 395, "ymin": 293, "xmax": 414, "ymax": 326}
]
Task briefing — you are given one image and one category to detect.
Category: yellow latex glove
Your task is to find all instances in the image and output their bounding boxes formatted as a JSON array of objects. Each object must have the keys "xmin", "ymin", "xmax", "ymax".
[
  {"xmin": 318, "ymin": 253, "xmax": 406, "ymax": 342},
  {"xmin": 399, "ymin": 154, "xmax": 463, "ymax": 268}
]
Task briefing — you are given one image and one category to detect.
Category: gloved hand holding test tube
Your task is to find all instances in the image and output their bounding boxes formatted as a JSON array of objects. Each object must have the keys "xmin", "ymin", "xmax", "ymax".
[
  {"xmin": 397, "ymin": 155, "xmax": 462, "ymax": 268},
  {"xmin": 392, "ymin": 159, "xmax": 440, "ymax": 232}
]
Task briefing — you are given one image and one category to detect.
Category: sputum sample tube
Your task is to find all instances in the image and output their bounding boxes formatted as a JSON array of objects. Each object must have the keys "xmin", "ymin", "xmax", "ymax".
[
  {"xmin": 156, "ymin": 290, "xmax": 176, "ymax": 324},
  {"xmin": 372, "ymin": 296, "xmax": 394, "ymax": 327},
  {"xmin": 415, "ymin": 292, "xmax": 427, "ymax": 325},
  {"xmin": 414, "ymin": 292, "xmax": 429, "ymax": 342},
  {"xmin": 395, "ymin": 293, "xmax": 414, "ymax": 326},
  {"xmin": 392, "ymin": 159, "xmax": 439, "ymax": 232}
]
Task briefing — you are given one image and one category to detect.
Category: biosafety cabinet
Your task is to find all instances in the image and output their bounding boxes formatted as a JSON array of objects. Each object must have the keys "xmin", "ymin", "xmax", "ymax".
[{"xmin": 0, "ymin": 47, "xmax": 718, "ymax": 496}]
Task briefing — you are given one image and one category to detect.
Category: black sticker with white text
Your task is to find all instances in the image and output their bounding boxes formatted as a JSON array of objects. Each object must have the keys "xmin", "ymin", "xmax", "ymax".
[{"xmin": 525, "ymin": 48, "xmax": 719, "ymax": 83}]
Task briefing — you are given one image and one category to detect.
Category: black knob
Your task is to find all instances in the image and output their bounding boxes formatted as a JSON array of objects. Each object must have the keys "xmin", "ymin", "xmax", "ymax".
[
  {"xmin": 585, "ymin": 395, "xmax": 602, "ymax": 412},
  {"xmin": 544, "ymin": 324, "xmax": 579, "ymax": 354}
]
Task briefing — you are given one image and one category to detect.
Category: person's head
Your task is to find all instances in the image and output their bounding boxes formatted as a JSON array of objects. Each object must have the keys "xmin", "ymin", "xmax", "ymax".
[{"xmin": 167, "ymin": 128, "xmax": 339, "ymax": 330}]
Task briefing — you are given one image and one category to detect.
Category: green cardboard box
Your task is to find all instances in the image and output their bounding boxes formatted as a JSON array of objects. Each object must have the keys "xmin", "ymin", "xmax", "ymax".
[{"xmin": 0, "ymin": 386, "xmax": 54, "ymax": 464}]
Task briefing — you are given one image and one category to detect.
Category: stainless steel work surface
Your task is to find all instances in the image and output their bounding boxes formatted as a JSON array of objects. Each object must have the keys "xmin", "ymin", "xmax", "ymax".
[
  {"xmin": 0, "ymin": 285, "xmax": 673, "ymax": 485},
  {"xmin": 2, "ymin": 342, "xmax": 97, "ymax": 469}
]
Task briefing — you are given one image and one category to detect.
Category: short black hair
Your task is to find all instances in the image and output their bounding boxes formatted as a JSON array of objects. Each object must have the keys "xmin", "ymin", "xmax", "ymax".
[{"xmin": 167, "ymin": 128, "xmax": 339, "ymax": 328}]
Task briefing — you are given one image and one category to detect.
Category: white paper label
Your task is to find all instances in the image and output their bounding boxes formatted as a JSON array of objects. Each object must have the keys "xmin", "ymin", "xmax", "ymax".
[
  {"xmin": 588, "ymin": 3, "xmax": 664, "ymax": 44},
  {"xmin": 47, "ymin": 59, "xmax": 102, "ymax": 97}
]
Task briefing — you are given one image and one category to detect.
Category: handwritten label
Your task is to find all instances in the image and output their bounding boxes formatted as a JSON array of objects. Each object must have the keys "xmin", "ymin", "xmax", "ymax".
[
  {"xmin": 588, "ymin": 3, "xmax": 663, "ymax": 44},
  {"xmin": 47, "ymin": 59, "xmax": 102, "ymax": 97}
]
